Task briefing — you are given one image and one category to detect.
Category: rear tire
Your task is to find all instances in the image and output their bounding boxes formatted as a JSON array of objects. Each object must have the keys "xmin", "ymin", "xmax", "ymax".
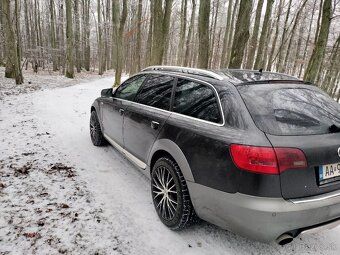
[
  {"xmin": 151, "ymin": 157, "xmax": 196, "ymax": 230},
  {"xmin": 90, "ymin": 111, "xmax": 106, "ymax": 146}
]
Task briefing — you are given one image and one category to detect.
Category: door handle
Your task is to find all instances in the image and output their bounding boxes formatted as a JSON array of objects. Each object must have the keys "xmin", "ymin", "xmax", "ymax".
[
  {"xmin": 151, "ymin": 121, "xmax": 159, "ymax": 130},
  {"xmin": 119, "ymin": 108, "xmax": 124, "ymax": 115}
]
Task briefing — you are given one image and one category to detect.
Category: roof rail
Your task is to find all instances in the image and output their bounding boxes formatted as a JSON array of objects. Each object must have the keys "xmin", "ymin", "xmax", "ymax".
[{"xmin": 142, "ymin": 66, "xmax": 224, "ymax": 81}]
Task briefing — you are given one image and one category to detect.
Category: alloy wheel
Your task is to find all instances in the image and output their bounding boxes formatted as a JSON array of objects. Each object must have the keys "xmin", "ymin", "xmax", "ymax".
[{"xmin": 152, "ymin": 166, "xmax": 178, "ymax": 221}]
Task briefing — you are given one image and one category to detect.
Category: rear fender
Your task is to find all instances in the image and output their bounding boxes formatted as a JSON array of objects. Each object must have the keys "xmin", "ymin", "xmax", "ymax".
[{"xmin": 147, "ymin": 139, "xmax": 195, "ymax": 182}]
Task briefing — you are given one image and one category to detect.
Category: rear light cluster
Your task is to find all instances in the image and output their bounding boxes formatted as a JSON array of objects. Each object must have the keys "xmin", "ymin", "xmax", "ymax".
[{"xmin": 230, "ymin": 144, "xmax": 307, "ymax": 175}]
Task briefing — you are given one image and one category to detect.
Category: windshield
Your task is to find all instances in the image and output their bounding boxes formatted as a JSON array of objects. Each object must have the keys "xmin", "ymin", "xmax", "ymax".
[{"xmin": 237, "ymin": 85, "xmax": 340, "ymax": 136}]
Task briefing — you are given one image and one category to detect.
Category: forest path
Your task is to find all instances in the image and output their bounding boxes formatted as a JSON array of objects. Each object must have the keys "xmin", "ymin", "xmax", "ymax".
[{"xmin": 0, "ymin": 77, "xmax": 339, "ymax": 254}]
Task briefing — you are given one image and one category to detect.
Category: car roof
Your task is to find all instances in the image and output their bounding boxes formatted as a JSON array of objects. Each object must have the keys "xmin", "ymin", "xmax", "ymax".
[{"xmin": 141, "ymin": 66, "xmax": 305, "ymax": 86}]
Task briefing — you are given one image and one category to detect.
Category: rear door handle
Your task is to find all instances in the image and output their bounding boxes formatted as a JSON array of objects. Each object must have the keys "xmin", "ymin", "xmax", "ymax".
[
  {"xmin": 119, "ymin": 108, "xmax": 124, "ymax": 115},
  {"xmin": 151, "ymin": 121, "xmax": 159, "ymax": 130}
]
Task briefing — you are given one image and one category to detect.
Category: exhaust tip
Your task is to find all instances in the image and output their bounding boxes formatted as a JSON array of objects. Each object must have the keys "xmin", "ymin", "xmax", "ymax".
[{"xmin": 276, "ymin": 233, "xmax": 294, "ymax": 246}]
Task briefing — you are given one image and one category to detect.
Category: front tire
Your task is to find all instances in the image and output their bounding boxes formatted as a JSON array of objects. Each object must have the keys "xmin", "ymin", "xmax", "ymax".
[
  {"xmin": 90, "ymin": 111, "xmax": 106, "ymax": 146},
  {"xmin": 151, "ymin": 157, "xmax": 195, "ymax": 230}
]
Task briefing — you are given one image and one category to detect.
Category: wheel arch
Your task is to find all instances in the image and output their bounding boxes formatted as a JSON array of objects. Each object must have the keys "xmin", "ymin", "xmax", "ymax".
[{"xmin": 148, "ymin": 139, "xmax": 195, "ymax": 182}]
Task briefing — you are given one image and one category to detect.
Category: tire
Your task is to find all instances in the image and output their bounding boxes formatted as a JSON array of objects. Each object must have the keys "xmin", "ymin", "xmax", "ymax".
[
  {"xmin": 151, "ymin": 157, "xmax": 196, "ymax": 230},
  {"xmin": 90, "ymin": 111, "xmax": 106, "ymax": 146}
]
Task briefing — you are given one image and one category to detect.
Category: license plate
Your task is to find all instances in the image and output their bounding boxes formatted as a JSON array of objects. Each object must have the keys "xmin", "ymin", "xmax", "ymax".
[{"xmin": 319, "ymin": 163, "xmax": 340, "ymax": 182}]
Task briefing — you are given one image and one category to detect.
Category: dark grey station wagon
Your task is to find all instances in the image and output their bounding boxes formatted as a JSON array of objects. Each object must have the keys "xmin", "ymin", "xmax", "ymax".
[{"xmin": 90, "ymin": 66, "xmax": 340, "ymax": 245}]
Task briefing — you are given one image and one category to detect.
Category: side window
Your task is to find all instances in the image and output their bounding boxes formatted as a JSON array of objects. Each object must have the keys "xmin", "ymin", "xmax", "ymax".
[
  {"xmin": 115, "ymin": 75, "xmax": 147, "ymax": 101},
  {"xmin": 173, "ymin": 79, "xmax": 222, "ymax": 123},
  {"xmin": 135, "ymin": 74, "xmax": 174, "ymax": 110}
]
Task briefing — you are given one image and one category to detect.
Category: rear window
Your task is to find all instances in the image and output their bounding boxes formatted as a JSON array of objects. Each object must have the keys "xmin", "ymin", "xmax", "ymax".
[
  {"xmin": 238, "ymin": 85, "xmax": 340, "ymax": 135},
  {"xmin": 173, "ymin": 79, "xmax": 222, "ymax": 124}
]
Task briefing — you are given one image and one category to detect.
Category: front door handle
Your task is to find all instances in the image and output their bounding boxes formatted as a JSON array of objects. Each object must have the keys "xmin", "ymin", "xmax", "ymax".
[
  {"xmin": 151, "ymin": 121, "xmax": 159, "ymax": 130},
  {"xmin": 119, "ymin": 108, "xmax": 124, "ymax": 115}
]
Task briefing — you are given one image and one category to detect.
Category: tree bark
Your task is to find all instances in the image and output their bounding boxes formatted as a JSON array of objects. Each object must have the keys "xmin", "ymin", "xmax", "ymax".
[
  {"xmin": 253, "ymin": 0, "xmax": 273, "ymax": 70},
  {"xmin": 245, "ymin": 0, "xmax": 264, "ymax": 69},
  {"xmin": 183, "ymin": 0, "xmax": 196, "ymax": 67},
  {"xmin": 150, "ymin": 0, "xmax": 173, "ymax": 65},
  {"xmin": 65, "ymin": 0, "xmax": 74, "ymax": 78},
  {"xmin": 303, "ymin": 0, "xmax": 332, "ymax": 83},
  {"xmin": 3, "ymin": 0, "xmax": 23, "ymax": 84},
  {"xmin": 276, "ymin": 0, "xmax": 293, "ymax": 72},
  {"xmin": 177, "ymin": 0, "xmax": 187, "ymax": 66},
  {"xmin": 97, "ymin": 0, "xmax": 103, "ymax": 75},
  {"xmin": 74, "ymin": 0, "xmax": 81, "ymax": 73},
  {"xmin": 266, "ymin": 0, "xmax": 284, "ymax": 71},
  {"xmin": 136, "ymin": 0, "xmax": 143, "ymax": 70},
  {"xmin": 50, "ymin": 0, "xmax": 57, "ymax": 71},
  {"xmin": 220, "ymin": 0, "xmax": 233, "ymax": 68},
  {"xmin": 198, "ymin": 0, "xmax": 210, "ymax": 68},
  {"xmin": 228, "ymin": 0, "xmax": 252, "ymax": 68},
  {"xmin": 282, "ymin": 0, "xmax": 308, "ymax": 73},
  {"xmin": 114, "ymin": 0, "xmax": 128, "ymax": 86}
]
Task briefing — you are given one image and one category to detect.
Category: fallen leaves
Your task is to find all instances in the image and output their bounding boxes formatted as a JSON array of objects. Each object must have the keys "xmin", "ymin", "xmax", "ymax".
[
  {"xmin": 9, "ymin": 162, "xmax": 32, "ymax": 176},
  {"xmin": 48, "ymin": 163, "xmax": 76, "ymax": 178},
  {"xmin": 23, "ymin": 232, "xmax": 41, "ymax": 239}
]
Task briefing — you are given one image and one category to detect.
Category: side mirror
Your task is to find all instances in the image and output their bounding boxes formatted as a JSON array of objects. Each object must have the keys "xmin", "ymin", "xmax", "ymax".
[{"xmin": 101, "ymin": 88, "xmax": 113, "ymax": 97}]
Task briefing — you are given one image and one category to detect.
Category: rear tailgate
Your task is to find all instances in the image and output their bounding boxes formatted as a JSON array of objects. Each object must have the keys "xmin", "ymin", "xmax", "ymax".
[
  {"xmin": 267, "ymin": 133, "xmax": 340, "ymax": 199},
  {"xmin": 237, "ymin": 83, "xmax": 340, "ymax": 199}
]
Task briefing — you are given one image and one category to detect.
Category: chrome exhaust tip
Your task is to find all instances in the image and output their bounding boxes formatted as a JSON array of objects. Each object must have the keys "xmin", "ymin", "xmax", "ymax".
[{"xmin": 276, "ymin": 233, "xmax": 294, "ymax": 245}]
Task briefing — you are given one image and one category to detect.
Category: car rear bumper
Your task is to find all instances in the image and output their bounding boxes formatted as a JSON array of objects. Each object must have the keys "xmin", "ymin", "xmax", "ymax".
[{"xmin": 187, "ymin": 182, "xmax": 340, "ymax": 242}]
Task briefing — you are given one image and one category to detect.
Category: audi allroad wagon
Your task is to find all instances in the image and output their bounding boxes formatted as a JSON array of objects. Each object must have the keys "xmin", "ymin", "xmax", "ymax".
[{"xmin": 90, "ymin": 66, "xmax": 340, "ymax": 245}]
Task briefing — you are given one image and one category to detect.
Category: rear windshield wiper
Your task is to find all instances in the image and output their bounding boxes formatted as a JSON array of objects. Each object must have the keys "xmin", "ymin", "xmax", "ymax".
[{"xmin": 329, "ymin": 124, "xmax": 340, "ymax": 133}]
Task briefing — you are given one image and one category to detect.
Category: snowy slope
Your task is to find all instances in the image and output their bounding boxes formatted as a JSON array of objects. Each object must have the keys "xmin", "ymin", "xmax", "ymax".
[{"xmin": 1, "ymin": 77, "xmax": 340, "ymax": 255}]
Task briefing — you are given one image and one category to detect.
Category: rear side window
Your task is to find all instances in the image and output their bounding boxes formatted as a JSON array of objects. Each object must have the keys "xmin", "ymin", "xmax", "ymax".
[
  {"xmin": 238, "ymin": 85, "xmax": 340, "ymax": 135},
  {"xmin": 135, "ymin": 74, "xmax": 174, "ymax": 110},
  {"xmin": 173, "ymin": 79, "xmax": 222, "ymax": 123},
  {"xmin": 115, "ymin": 75, "xmax": 147, "ymax": 101}
]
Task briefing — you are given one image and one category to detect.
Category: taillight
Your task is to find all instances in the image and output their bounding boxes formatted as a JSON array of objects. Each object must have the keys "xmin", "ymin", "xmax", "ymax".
[
  {"xmin": 230, "ymin": 144, "xmax": 278, "ymax": 174},
  {"xmin": 274, "ymin": 148, "xmax": 307, "ymax": 173},
  {"xmin": 230, "ymin": 144, "xmax": 308, "ymax": 175}
]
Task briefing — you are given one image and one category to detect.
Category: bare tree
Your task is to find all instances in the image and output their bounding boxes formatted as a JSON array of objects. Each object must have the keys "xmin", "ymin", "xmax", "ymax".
[
  {"xmin": 3, "ymin": 0, "xmax": 23, "ymax": 84},
  {"xmin": 198, "ymin": 0, "xmax": 210, "ymax": 68},
  {"xmin": 304, "ymin": 0, "xmax": 332, "ymax": 83},
  {"xmin": 65, "ymin": 0, "xmax": 74, "ymax": 78},
  {"xmin": 228, "ymin": 0, "xmax": 252, "ymax": 68}
]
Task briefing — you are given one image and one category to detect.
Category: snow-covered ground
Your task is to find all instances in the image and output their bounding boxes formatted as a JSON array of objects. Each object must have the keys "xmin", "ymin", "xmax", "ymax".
[{"xmin": 1, "ymin": 76, "xmax": 340, "ymax": 255}]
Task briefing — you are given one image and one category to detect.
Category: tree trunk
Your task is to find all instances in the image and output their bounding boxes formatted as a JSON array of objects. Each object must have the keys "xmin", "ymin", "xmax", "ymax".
[
  {"xmin": 298, "ymin": 0, "xmax": 317, "ymax": 77},
  {"xmin": 228, "ymin": 0, "xmax": 252, "ymax": 68},
  {"xmin": 226, "ymin": 0, "xmax": 240, "ymax": 66},
  {"xmin": 303, "ymin": 0, "xmax": 332, "ymax": 83},
  {"xmin": 74, "ymin": 0, "xmax": 81, "ymax": 73},
  {"xmin": 150, "ymin": 0, "xmax": 173, "ymax": 65},
  {"xmin": 183, "ymin": 0, "xmax": 196, "ymax": 67},
  {"xmin": 276, "ymin": 0, "xmax": 293, "ymax": 72},
  {"xmin": 50, "ymin": 0, "xmax": 57, "ymax": 71},
  {"xmin": 219, "ymin": 0, "xmax": 233, "ymax": 68},
  {"xmin": 3, "ymin": 0, "xmax": 23, "ymax": 84},
  {"xmin": 65, "ymin": 0, "xmax": 74, "ymax": 78},
  {"xmin": 114, "ymin": 0, "xmax": 127, "ymax": 86},
  {"xmin": 282, "ymin": 0, "xmax": 308, "ymax": 73},
  {"xmin": 97, "ymin": 0, "xmax": 103, "ymax": 75},
  {"xmin": 0, "ymin": 0, "xmax": 3, "ymax": 66},
  {"xmin": 198, "ymin": 0, "xmax": 210, "ymax": 68},
  {"xmin": 253, "ymin": 0, "xmax": 273, "ymax": 70},
  {"xmin": 84, "ymin": 0, "xmax": 90, "ymax": 71},
  {"xmin": 136, "ymin": 0, "xmax": 143, "ymax": 70},
  {"xmin": 177, "ymin": 0, "xmax": 187, "ymax": 66},
  {"xmin": 266, "ymin": 0, "xmax": 284, "ymax": 71},
  {"xmin": 145, "ymin": 0, "xmax": 153, "ymax": 66},
  {"xmin": 245, "ymin": 0, "xmax": 264, "ymax": 69}
]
